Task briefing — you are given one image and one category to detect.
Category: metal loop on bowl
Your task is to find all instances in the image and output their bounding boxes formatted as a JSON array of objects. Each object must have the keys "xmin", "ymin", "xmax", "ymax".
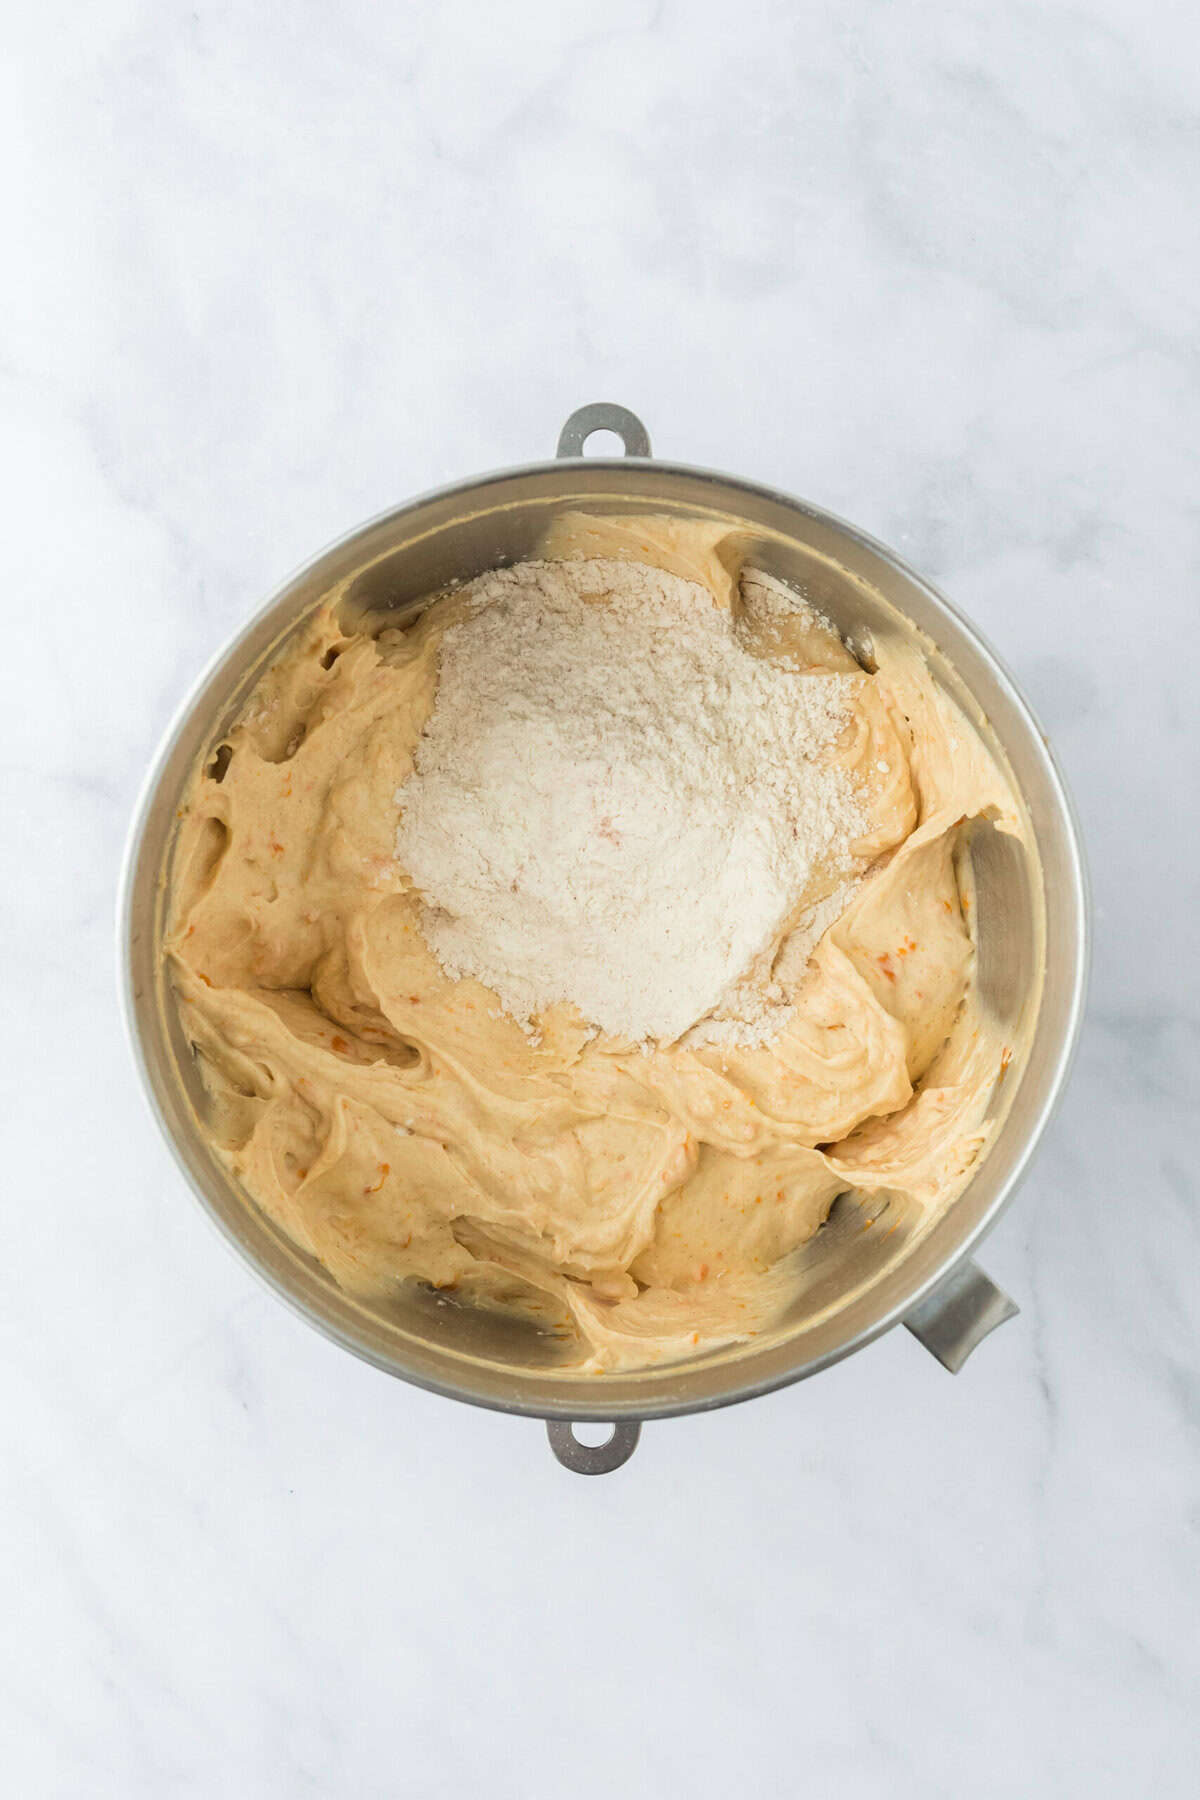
[
  {"xmin": 556, "ymin": 402, "xmax": 652, "ymax": 460},
  {"xmin": 546, "ymin": 1419, "xmax": 642, "ymax": 1474}
]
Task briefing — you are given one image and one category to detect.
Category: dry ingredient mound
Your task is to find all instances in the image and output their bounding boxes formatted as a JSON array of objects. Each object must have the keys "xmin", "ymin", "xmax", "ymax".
[{"xmin": 394, "ymin": 557, "xmax": 865, "ymax": 1044}]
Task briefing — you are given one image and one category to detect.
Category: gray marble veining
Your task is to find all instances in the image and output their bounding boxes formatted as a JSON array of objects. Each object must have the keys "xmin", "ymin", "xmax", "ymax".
[{"xmin": 2, "ymin": 2, "xmax": 1197, "ymax": 1794}]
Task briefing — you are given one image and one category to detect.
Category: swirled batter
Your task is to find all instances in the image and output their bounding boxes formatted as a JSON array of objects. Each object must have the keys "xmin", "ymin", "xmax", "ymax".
[{"xmin": 167, "ymin": 517, "xmax": 1029, "ymax": 1370}]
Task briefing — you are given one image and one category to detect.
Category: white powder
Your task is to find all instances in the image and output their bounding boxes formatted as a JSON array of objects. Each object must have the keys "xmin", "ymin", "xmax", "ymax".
[
  {"xmin": 684, "ymin": 877, "xmax": 860, "ymax": 1050},
  {"xmin": 394, "ymin": 558, "xmax": 865, "ymax": 1045}
]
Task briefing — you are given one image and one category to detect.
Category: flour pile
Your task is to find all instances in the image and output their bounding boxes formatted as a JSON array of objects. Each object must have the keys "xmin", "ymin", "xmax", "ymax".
[{"xmin": 394, "ymin": 557, "xmax": 865, "ymax": 1044}]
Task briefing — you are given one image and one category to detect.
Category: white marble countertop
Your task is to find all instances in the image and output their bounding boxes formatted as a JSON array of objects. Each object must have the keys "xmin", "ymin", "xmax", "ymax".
[{"xmin": 5, "ymin": 3, "xmax": 1198, "ymax": 1794}]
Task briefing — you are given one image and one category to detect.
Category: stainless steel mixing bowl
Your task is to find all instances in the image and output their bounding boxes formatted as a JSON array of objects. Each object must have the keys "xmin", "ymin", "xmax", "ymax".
[{"xmin": 120, "ymin": 403, "xmax": 1089, "ymax": 1474}]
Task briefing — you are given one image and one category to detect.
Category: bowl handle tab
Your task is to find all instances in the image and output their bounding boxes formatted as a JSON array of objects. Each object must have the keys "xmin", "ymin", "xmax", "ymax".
[
  {"xmin": 545, "ymin": 1419, "xmax": 642, "ymax": 1474},
  {"xmin": 556, "ymin": 403, "xmax": 652, "ymax": 460},
  {"xmin": 904, "ymin": 1259, "xmax": 1019, "ymax": 1373}
]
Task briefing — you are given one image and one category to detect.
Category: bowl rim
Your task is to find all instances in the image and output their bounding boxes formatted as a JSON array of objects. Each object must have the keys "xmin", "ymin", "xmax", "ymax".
[{"xmin": 118, "ymin": 451, "xmax": 1091, "ymax": 1422}]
